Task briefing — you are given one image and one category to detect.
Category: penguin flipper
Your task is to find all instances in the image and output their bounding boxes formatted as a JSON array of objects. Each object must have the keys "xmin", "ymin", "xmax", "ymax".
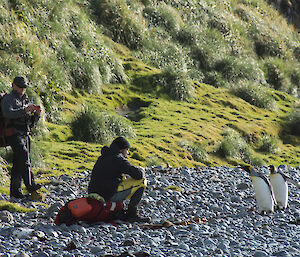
[
  {"xmin": 278, "ymin": 172, "xmax": 289, "ymax": 182},
  {"xmin": 260, "ymin": 175, "xmax": 277, "ymax": 203}
]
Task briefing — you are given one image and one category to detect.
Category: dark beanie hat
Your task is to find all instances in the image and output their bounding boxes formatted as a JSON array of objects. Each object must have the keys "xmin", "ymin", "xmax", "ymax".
[
  {"xmin": 13, "ymin": 76, "xmax": 27, "ymax": 88},
  {"xmin": 111, "ymin": 136, "xmax": 130, "ymax": 150}
]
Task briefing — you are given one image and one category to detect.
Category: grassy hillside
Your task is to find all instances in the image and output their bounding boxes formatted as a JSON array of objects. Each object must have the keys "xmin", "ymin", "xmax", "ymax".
[{"xmin": 0, "ymin": 0, "xmax": 299, "ymax": 192}]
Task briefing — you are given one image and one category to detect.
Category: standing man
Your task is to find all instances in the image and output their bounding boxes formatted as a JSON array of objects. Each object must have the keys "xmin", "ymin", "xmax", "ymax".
[
  {"xmin": 88, "ymin": 136, "xmax": 150, "ymax": 223},
  {"xmin": 1, "ymin": 76, "xmax": 41, "ymax": 199}
]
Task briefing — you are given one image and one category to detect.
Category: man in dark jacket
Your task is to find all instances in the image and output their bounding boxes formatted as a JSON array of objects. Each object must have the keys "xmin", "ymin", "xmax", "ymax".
[
  {"xmin": 1, "ymin": 76, "xmax": 41, "ymax": 199},
  {"xmin": 88, "ymin": 136, "xmax": 150, "ymax": 223}
]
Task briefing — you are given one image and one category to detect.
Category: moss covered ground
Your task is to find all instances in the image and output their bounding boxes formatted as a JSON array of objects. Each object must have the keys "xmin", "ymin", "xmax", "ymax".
[{"xmin": 39, "ymin": 51, "xmax": 299, "ymax": 179}]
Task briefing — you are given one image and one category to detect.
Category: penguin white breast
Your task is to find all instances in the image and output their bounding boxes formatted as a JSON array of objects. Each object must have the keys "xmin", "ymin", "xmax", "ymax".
[
  {"xmin": 251, "ymin": 176, "xmax": 274, "ymax": 212},
  {"xmin": 270, "ymin": 174, "xmax": 288, "ymax": 208}
]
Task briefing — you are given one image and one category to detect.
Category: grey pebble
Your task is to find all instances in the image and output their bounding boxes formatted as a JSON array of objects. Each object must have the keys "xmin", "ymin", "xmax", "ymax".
[
  {"xmin": 13, "ymin": 252, "xmax": 30, "ymax": 257},
  {"xmin": 254, "ymin": 251, "xmax": 269, "ymax": 257},
  {"xmin": 0, "ymin": 210, "xmax": 14, "ymax": 223},
  {"xmin": 0, "ymin": 165, "xmax": 299, "ymax": 257},
  {"xmin": 272, "ymin": 251, "xmax": 291, "ymax": 257}
]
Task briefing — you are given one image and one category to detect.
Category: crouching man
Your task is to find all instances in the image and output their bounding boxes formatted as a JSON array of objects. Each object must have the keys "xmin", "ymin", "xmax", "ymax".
[{"xmin": 88, "ymin": 136, "xmax": 150, "ymax": 223}]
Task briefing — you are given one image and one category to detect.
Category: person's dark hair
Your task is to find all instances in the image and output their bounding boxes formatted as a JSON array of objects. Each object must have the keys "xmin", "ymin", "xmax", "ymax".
[{"xmin": 111, "ymin": 136, "xmax": 130, "ymax": 150}]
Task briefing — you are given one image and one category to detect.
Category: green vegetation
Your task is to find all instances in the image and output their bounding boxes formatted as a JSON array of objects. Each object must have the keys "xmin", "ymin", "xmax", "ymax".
[
  {"xmin": 218, "ymin": 128, "xmax": 264, "ymax": 166},
  {"xmin": 179, "ymin": 140, "xmax": 208, "ymax": 164},
  {"xmin": 0, "ymin": 200, "xmax": 37, "ymax": 212},
  {"xmin": 0, "ymin": 0, "xmax": 299, "ymax": 200},
  {"xmin": 0, "ymin": 156, "xmax": 9, "ymax": 187},
  {"xmin": 71, "ymin": 106, "xmax": 135, "ymax": 144},
  {"xmin": 259, "ymin": 134, "xmax": 280, "ymax": 154},
  {"xmin": 286, "ymin": 107, "xmax": 300, "ymax": 136},
  {"xmin": 230, "ymin": 81, "xmax": 277, "ymax": 110}
]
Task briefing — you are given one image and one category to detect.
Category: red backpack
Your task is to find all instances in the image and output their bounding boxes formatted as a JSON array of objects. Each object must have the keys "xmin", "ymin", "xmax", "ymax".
[
  {"xmin": 0, "ymin": 92, "xmax": 12, "ymax": 147},
  {"xmin": 55, "ymin": 196, "xmax": 124, "ymax": 226}
]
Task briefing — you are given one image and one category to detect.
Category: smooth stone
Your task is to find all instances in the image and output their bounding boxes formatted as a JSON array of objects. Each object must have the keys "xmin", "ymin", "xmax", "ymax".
[
  {"xmin": 178, "ymin": 243, "xmax": 190, "ymax": 251},
  {"xmin": 0, "ymin": 211, "xmax": 14, "ymax": 223},
  {"xmin": 272, "ymin": 251, "xmax": 291, "ymax": 257},
  {"xmin": 32, "ymin": 252, "xmax": 50, "ymax": 257},
  {"xmin": 253, "ymin": 251, "xmax": 269, "ymax": 257},
  {"xmin": 12, "ymin": 228, "xmax": 34, "ymax": 239},
  {"xmin": 231, "ymin": 196, "xmax": 241, "ymax": 202},
  {"xmin": 204, "ymin": 238, "xmax": 216, "ymax": 246},
  {"xmin": 217, "ymin": 242, "xmax": 228, "ymax": 251},
  {"xmin": 89, "ymin": 246, "xmax": 104, "ymax": 253},
  {"xmin": 236, "ymin": 183, "xmax": 249, "ymax": 190},
  {"xmin": 14, "ymin": 252, "xmax": 30, "ymax": 257}
]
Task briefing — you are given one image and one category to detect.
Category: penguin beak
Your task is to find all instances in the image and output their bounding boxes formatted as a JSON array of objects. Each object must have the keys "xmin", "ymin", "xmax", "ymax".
[
  {"xmin": 268, "ymin": 165, "xmax": 275, "ymax": 174},
  {"xmin": 239, "ymin": 165, "xmax": 251, "ymax": 173}
]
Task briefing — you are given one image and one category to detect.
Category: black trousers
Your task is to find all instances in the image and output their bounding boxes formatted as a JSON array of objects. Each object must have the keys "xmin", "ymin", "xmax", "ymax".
[
  {"xmin": 127, "ymin": 187, "xmax": 144, "ymax": 214},
  {"xmin": 7, "ymin": 133, "xmax": 35, "ymax": 195}
]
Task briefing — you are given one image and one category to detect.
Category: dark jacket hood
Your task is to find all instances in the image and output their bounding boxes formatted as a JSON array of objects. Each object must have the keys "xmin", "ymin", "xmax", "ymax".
[{"xmin": 101, "ymin": 142, "xmax": 121, "ymax": 157}]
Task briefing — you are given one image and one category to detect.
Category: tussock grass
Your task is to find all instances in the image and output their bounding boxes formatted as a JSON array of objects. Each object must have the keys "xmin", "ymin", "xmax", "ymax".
[
  {"xmin": 0, "ymin": 0, "xmax": 128, "ymax": 120},
  {"xmin": 218, "ymin": 128, "xmax": 264, "ymax": 165},
  {"xmin": 71, "ymin": 107, "xmax": 135, "ymax": 144},
  {"xmin": 29, "ymin": 140, "xmax": 46, "ymax": 169},
  {"xmin": 286, "ymin": 107, "xmax": 300, "ymax": 136},
  {"xmin": 230, "ymin": 81, "xmax": 277, "ymax": 110},
  {"xmin": 262, "ymin": 57, "xmax": 300, "ymax": 97},
  {"xmin": 91, "ymin": 0, "xmax": 147, "ymax": 50},
  {"xmin": 134, "ymin": 0, "xmax": 299, "ymax": 105},
  {"xmin": 214, "ymin": 56, "xmax": 266, "ymax": 84},
  {"xmin": 175, "ymin": 25, "xmax": 197, "ymax": 46},
  {"xmin": 192, "ymin": 32, "xmax": 227, "ymax": 72},
  {"xmin": 259, "ymin": 134, "xmax": 280, "ymax": 154},
  {"xmin": 150, "ymin": 68, "xmax": 194, "ymax": 101},
  {"xmin": 178, "ymin": 140, "xmax": 208, "ymax": 163},
  {"xmin": 143, "ymin": 3, "xmax": 184, "ymax": 32},
  {"xmin": 250, "ymin": 24, "xmax": 285, "ymax": 58}
]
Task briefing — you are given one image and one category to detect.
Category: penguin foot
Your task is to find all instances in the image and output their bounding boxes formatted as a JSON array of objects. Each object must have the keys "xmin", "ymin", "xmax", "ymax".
[
  {"xmin": 259, "ymin": 210, "xmax": 273, "ymax": 215},
  {"xmin": 276, "ymin": 206, "xmax": 286, "ymax": 211},
  {"xmin": 247, "ymin": 207, "xmax": 256, "ymax": 212}
]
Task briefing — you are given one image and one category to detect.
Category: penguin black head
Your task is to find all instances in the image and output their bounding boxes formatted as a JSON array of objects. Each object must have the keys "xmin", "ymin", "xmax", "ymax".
[
  {"xmin": 240, "ymin": 165, "xmax": 252, "ymax": 173},
  {"xmin": 268, "ymin": 165, "xmax": 276, "ymax": 174}
]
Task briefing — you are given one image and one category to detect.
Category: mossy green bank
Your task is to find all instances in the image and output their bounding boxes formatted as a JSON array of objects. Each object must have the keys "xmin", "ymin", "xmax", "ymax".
[
  {"xmin": 41, "ymin": 73, "xmax": 299, "ymax": 177},
  {"xmin": 0, "ymin": 0, "xmax": 299, "ymax": 204}
]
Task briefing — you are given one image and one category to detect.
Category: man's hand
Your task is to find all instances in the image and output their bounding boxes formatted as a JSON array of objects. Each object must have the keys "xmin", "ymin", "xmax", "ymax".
[
  {"xmin": 34, "ymin": 105, "xmax": 41, "ymax": 115},
  {"xmin": 25, "ymin": 104, "xmax": 41, "ymax": 115}
]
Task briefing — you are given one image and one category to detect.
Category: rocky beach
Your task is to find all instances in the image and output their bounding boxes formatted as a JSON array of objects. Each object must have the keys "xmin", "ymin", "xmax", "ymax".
[{"xmin": 0, "ymin": 165, "xmax": 299, "ymax": 257}]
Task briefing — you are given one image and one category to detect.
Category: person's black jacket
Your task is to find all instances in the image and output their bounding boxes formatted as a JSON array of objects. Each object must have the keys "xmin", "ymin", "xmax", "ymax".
[
  {"xmin": 88, "ymin": 142, "xmax": 144, "ymax": 201},
  {"xmin": 2, "ymin": 90, "xmax": 39, "ymax": 133}
]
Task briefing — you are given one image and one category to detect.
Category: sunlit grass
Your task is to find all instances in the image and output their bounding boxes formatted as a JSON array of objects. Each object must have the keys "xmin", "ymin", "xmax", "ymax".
[
  {"xmin": 0, "ymin": 0, "xmax": 299, "ymax": 186},
  {"xmin": 0, "ymin": 200, "xmax": 37, "ymax": 213}
]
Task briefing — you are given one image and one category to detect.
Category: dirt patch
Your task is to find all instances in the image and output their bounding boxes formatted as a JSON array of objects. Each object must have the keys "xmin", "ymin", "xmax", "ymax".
[{"xmin": 116, "ymin": 98, "xmax": 151, "ymax": 122}]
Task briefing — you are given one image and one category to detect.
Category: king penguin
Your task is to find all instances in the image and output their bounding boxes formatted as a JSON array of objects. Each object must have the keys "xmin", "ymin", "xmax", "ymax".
[
  {"xmin": 268, "ymin": 165, "xmax": 299, "ymax": 210},
  {"xmin": 241, "ymin": 165, "xmax": 276, "ymax": 214}
]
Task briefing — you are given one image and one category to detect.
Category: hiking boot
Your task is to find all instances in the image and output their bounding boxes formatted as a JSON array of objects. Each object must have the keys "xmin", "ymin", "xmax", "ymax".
[
  {"xmin": 27, "ymin": 183, "xmax": 42, "ymax": 193},
  {"xmin": 126, "ymin": 215, "xmax": 151, "ymax": 223},
  {"xmin": 126, "ymin": 208, "xmax": 150, "ymax": 223},
  {"xmin": 29, "ymin": 191, "xmax": 46, "ymax": 202}
]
